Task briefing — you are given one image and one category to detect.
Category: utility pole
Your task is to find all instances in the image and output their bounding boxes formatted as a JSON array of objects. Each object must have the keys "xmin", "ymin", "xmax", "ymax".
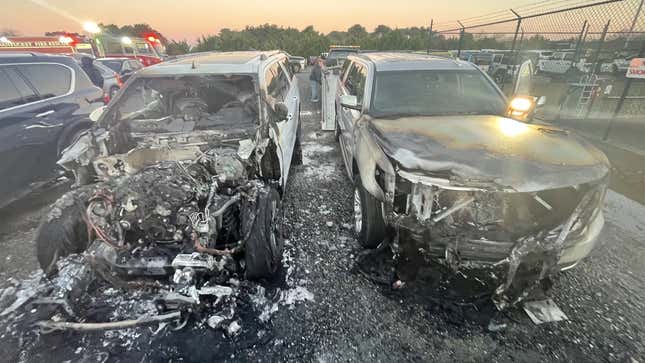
[
  {"xmin": 427, "ymin": 19, "xmax": 433, "ymax": 54},
  {"xmin": 457, "ymin": 21, "xmax": 465, "ymax": 58}
]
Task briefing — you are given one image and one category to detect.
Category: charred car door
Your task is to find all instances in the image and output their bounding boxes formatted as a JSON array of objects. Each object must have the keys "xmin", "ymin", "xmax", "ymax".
[
  {"xmin": 336, "ymin": 60, "xmax": 368, "ymax": 178},
  {"xmin": 261, "ymin": 58, "xmax": 299, "ymax": 187}
]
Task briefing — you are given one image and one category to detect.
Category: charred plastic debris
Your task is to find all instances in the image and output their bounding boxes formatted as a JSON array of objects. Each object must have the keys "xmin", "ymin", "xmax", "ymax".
[
  {"xmin": 352, "ymin": 117, "xmax": 610, "ymax": 315},
  {"xmin": 18, "ymin": 73, "xmax": 307, "ymax": 334}
]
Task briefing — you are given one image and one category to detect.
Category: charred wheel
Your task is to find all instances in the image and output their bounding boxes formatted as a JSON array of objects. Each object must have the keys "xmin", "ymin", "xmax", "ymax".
[
  {"xmin": 244, "ymin": 186, "xmax": 283, "ymax": 279},
  {"xmin": 36, "ymin": 191, "xmax": 90, "ymax": 276},
  {"xmin": 354, "ymin": 179, "xmax": 386, "ymax": 248}
]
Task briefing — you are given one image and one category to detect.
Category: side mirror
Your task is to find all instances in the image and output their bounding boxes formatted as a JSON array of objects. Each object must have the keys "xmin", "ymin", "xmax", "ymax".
[
  {"xmin": 89, "ymin": 105, "xmax": 106, "ymax": 122},
  {"xmin": 274, "ymin": 102, "xmax": 289, "ymax": 120},
  {"xmin": 340, "ymin": 95, "xmax": 361, "ymax": 111}
]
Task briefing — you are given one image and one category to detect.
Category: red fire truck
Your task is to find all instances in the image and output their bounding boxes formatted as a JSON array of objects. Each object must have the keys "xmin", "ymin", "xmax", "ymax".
[
  {"xmin": 0, "ymin": 35, "xmax": 95, "ymax": 56},
  {"xmin": 94, "ymin": 34, "xmax": 166, "ymax": 67}
]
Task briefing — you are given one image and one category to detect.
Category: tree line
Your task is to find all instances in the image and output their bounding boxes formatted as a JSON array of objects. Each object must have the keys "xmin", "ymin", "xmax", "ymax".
[{"xmin": 166, "ymin": 24, "xmax": 540, "ymax": 56}]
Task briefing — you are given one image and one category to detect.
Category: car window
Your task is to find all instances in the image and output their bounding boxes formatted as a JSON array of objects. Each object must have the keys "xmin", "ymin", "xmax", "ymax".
[
  {"xmin": 123, "ymin": 46, "xmax": 134, "ymax": 55},
  {"xmin": 16, "ymin": 64, "xmax": 72, "ymax": 99},
  {"xmin": 0, "ymin": 69, "xmax": 25, "ymax": 111},
  {"xmin": 104, "ymin": 40, "xmax": 123, "ymax": 54},
  {"xmin": 344, "ymin": 62, "xmax": 367, "ymax": 104},
  {"xmin": 340, "ymin": 60, "xmax": 352, "ymax": 82},
  {"xmin": 4, "ymin": 67, "xmax": 36, "ymax": 99},
  {"xmin": 280, "ymin": 58, "xmax": 293, "ymax": 80},
  {"xmin": 266, "ymin": 61, "xmax": 290, "ymax": 101},
  {"xmin": 135, "ymin": 42, "xmax": 154, "ymax": 55},
  {"xmin": 100, "ymin": 60, "xmax": 124, "ymax": 73}
]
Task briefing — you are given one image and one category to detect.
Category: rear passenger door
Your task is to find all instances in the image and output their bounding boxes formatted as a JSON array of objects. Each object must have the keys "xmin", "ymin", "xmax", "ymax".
[
  {"xmin": 263, "ymin": 58, "xmax": 298, "ymax": 186},
  {"xmin": 0, "ymin": 64, "xmax": 69, "ymax": 199}
]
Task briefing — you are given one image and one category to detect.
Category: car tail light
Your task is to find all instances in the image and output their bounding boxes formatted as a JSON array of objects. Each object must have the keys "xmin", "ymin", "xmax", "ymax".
[{"xmin": 115, "ymin": 73, "xmax": 124, "ymax": 87}]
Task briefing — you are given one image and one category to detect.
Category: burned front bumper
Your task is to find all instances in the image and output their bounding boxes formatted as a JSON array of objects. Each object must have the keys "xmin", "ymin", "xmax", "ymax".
[
  {"xmin": 387, "ymin": 171, "xmax": 607, "ymax": 270},
  {"xmin": 395, "ymin": 210, "xmax": 604, "ymax": 270}
]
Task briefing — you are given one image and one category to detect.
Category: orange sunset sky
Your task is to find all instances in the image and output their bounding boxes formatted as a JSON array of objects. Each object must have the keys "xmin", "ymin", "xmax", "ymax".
[{"xmin": 2, "ymin": 0, "xmax": 527, "ymax": 41}]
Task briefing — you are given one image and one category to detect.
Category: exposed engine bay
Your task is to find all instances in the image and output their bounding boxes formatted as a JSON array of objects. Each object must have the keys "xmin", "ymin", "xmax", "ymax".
[{"xmin": 40, "ymin": 73, "xmax": 287, "ymax": 283}]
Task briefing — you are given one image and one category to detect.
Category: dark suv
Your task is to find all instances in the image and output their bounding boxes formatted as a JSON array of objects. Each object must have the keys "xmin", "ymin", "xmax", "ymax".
[{"xmin": 0, "ymin": 53, "xmax": 103, "ymax": 207}]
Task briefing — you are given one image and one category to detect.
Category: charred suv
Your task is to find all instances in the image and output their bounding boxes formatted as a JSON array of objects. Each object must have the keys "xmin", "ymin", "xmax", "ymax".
[
  {"xmin": 36, "ymin": 51, "xmax": 302, "ymax": 281},
  {"xmin": 334, "ymin": 52, "xmax": 609, "ymax": 308}
]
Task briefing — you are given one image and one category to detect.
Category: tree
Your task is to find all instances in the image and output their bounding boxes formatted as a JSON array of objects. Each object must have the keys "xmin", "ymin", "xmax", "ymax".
[
  {"xmin": 166, "ymin": 40, "xmax": 191, "ymax": 55},
  {"xmin": 0, "ymin": 28, "xmax": 18, "ymax": 36}
]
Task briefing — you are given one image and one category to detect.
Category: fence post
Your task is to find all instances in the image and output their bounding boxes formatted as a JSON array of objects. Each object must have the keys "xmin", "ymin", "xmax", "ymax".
[
  {"xmin": 584, "ymin": 20, "xmax": 610, "ymax": 119},
  {"xmin": 590, "ymin": 20, "xmax": 610, "ymax": 75},
  {"xmin": 427, "ymin": 19, "xmax": 433, "ymax": 54},
  {"xmin": 625, "ymin": 0, "xmax": 644, "ymax": 49},
  {"xmin": 457, "ymin": 21, "xmax": 465, "ymax": 58},
  {"xmin": 574, "ymin": 20, "xmax": 588, "ymax": 62},
  {"xmin": 500, "ymin": 9, "xmax": 522, "ymax": 90},
  {"xmin": 603, "ymin": 39, "xmax": 645, "ymax": 140}
]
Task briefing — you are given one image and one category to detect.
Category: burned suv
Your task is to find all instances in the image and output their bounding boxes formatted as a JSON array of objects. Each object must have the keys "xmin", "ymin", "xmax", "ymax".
[
  {"xmin": 36, "ymin": 51, "xmax": 302, "ymax": 281},
  {"xmin": 334, "ymin": 53, "xmax": 609, "ymax": 308}
]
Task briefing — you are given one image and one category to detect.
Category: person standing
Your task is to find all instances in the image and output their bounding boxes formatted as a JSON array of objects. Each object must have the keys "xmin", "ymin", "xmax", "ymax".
[{"xmin": 309, "ymin": 58, "xmax": 323, "ymax": 102}]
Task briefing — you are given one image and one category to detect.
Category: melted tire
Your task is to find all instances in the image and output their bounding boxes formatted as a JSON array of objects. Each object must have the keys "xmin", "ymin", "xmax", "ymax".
[
  {"xmin": 36, "ymin": 192, "xmax": 89, "ymax": 276},
  {"xmin": 354, "ymin": 179, "xmax": 386, "ymax": 249},
  {"xmin": 245, "ymin": 187, "xmax": 283, "ymax": 280}
]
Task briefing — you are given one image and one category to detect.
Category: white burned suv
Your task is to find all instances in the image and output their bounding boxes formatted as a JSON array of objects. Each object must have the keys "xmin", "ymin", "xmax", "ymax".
[
  {"xmin": 36, "ymin": 51, "xmax": 302, "ymax": 281},
  {"xmin": 333, "ymin": 52, "xmax": 609, "ymax": 308}
]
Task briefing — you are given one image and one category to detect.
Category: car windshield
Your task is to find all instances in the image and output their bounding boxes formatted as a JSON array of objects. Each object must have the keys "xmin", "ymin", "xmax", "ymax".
[
  {"xmin": 329, "ymin": 50, "xmax": 355, "ymax": 59},
  {"xmin": 371, "ymin": 70, "xmax": 506, "ymax": 118},
  {"xmin": 99, "ymin": 60, "xmax": 123, "ymax": 72},
  {"xmin": 104, "ymin": 74, "xmax": 259, "ymax": 132}
]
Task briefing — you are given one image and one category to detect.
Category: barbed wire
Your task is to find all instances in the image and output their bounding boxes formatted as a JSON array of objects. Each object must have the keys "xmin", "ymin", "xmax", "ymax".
[{"xmin": 434, "ymin": 0, "xmax": 643, "ymax": 34}]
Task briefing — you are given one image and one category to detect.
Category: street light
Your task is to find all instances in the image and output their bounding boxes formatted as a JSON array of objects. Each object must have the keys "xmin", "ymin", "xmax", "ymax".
[
  {"xmin": 121, "ymin": 36, "xmax": 132, "ymax": 45},
  {"xmin": 83, "ymin": 21, "xmax": 101, "ymax": 34},
  {"xmin": 0, "ymin": 36, "xmax": 11, "ymax": 43}
]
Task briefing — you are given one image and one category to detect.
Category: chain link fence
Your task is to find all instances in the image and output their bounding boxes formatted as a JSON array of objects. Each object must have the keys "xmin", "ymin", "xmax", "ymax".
[{"xmin": 431, "ymin": 0, "xmax": 645, "ymax": 145}]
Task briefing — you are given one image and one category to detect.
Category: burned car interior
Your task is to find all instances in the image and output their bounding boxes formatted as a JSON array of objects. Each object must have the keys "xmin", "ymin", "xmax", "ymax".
[{"xmin": 108, "ymin": 75, "xmax": 260, "ymax": 134}]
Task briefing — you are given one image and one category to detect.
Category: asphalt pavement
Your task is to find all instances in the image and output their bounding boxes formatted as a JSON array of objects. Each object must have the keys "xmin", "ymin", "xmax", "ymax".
[{"xmin": 0, "ymin": 72, "xmax": 643, "ymax": 362}]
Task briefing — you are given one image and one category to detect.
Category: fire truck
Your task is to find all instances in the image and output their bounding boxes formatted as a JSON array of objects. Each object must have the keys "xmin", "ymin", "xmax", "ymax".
[
  {"xmin": 0, "ymin": 35, "xmax": 96, "ymax": 56},
  {"xmin": 93, "ymin": 34, "xmax": 166, "ymax": 66}
]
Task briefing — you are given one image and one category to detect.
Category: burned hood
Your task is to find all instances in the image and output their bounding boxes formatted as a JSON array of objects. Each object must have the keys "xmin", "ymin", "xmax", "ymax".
[{"xmin": 367, "ymin": 115, "xmax": 610, "ymax": 192}]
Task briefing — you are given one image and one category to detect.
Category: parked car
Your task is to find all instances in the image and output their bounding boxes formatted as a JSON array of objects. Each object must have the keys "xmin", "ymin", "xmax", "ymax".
[
  {"xmin": 96, "ymin": 57, "xmax": 144, "ymax": 82},
  {"xmin": 536, "ymin": 51, "xmax": 577, "ymax": 75},
  {"xmin": 71, "ymin": 54, "xmax": 123, "ymax": 103},
  {"xmin": 285, "ymin": 53, "xmax": 307, "ymax": 73},
  {"xmin": 35, "ymin": 51, "xmax": 302, "ymax": 281},
  {"xmin": 325, "ymin": 46, "xmax": 360, "ymax": 67},
  {"xmin": 0, "ymin": 53, "xmax": 104, "ymax": 208},
  {"xmin": 93, "ymin": 61, "xmax": 124, "ymax": 102},
  {"xmin": 332, "ymin": 52, "xmax": 609, "ymax": 308}
]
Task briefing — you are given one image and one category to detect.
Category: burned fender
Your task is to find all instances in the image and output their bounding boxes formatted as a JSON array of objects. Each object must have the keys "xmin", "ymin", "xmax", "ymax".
[{"xmin": 354, "ymin": 117, "xmax": 395, "ymax": 201}]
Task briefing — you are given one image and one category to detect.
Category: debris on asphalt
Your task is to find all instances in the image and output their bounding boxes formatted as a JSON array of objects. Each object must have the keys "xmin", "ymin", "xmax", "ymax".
[{"xmin": 523, "ymin": 299, "xmax": 569, "ymax": 324}]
